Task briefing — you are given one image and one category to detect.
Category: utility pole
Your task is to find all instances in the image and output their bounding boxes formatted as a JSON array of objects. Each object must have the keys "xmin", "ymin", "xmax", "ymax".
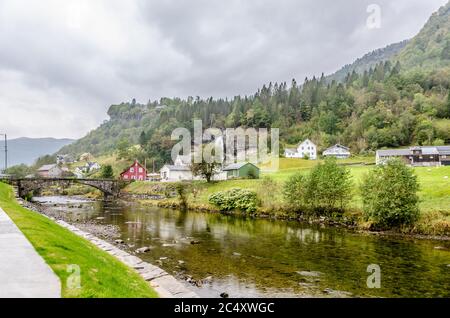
[{"xmin": 0, "ymin": 134, "xmax": 6, "ymax": 173}]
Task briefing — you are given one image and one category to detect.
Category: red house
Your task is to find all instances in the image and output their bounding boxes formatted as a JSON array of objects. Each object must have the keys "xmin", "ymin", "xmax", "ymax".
[{"xmin": 120, "ymin": 160, "xmax": 147, "ymax": 181}]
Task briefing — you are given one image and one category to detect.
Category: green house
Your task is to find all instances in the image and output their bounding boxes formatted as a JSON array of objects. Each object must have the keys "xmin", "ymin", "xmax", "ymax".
[{"xmin": 223, "ymin": 162, "xmax": 260, "ymax": 179}]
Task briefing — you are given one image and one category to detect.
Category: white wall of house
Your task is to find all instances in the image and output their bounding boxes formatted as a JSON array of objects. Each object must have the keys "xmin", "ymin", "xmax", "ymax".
[
  {"xmin": 285, "ymin": 139, "xmax": 317, "ymax": 159},
  {"xmin": 160, "ymin": 166, "xmax": 193, "ymax": 182}
]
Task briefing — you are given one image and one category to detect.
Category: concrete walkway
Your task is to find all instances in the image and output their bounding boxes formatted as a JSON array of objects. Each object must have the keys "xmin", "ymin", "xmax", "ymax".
[{"xmin": 0, "ymin": 207, "xmax": 60, "ymax": 298}]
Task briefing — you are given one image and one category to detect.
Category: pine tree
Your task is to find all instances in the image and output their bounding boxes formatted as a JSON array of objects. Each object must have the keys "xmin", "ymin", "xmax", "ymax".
[
  {"xmin": 446, "ymin": 91, "xmax": 450, "ymax": 118},
  {"xmin": 139, "ymin": 131, "xmax": 147, "ymax": 146}
]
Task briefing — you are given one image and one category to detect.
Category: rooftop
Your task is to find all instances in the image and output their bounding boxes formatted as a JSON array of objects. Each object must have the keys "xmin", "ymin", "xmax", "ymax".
[
  {"xmin": 37, "ymin": 164, "xmax": 57, "ymax": 171},
  {"xmin": 223, "ymin": 162, "xmax": 258, "ymax": 171}
]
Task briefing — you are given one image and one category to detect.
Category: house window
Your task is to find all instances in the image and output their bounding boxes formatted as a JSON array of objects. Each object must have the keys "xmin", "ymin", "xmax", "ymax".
[
  {"xmin": 130, "ymin": 167, "xmax": 134, "ymax": 172},
  {"xmin": 139, "ymin": 168, "xmax": 143, "ymax": 173}
]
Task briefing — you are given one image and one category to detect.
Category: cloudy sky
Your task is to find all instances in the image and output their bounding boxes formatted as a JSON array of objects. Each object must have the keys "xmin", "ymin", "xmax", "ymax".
[{"xmin": 0, "ymin": 0, "xmax": 447, "ymax": 139}]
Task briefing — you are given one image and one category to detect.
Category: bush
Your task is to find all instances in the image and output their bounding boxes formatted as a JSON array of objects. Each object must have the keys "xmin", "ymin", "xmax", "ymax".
[
  {"xmin": 175, "ymin": 183, "xmax": 188, "ymax": 210},
  {"xmin": 307, "ymin": 158, "xmax": 353, "ymax": 212},
  {"xmin": 360, "ymin": 159, "xmax": 420, "ymax": 229},
  {"xmin": 283, "ymin": 158, "xmax": 353, "ymax": 214},
  {"xmin": 283, "ymin": 173, "xmax": 308, "ymax": 209},
  {"xmin": 258, "ymin": 176, "xmax": 279, "ymax": 209},
  {"xmin": 209, "ymin": 188, "xmax": 258, "ymax": 213}
]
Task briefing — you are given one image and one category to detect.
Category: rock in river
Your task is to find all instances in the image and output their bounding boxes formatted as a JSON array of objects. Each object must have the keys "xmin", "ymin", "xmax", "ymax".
[
  {"xmin": 136, "ymin": 246, "xmax": 151, "ymax": 253},
  {"xmin": 297, "ymin": 271, "xmax": 322, "ymax": 277}
]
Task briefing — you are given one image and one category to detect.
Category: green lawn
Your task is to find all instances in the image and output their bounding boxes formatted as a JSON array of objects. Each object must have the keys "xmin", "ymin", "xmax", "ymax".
[{"xmin": 0, "ymin": 182, "xmax": 158, "ymax": 298}]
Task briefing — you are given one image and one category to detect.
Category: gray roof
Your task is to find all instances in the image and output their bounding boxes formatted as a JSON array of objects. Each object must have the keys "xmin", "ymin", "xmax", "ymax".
[
  {"xmin": 436, "ymin": 146, "xmax": 450, "ymax": 155},
  {"xmin": 162, "ymin": 165, "xmax": 191, "ymax": 172},
  {"xmin": 377, "ymin": 145, "xmax": 450, "ymax": 157},
  {"xmin": 376, "ymin": 149, "xmax": 411, "ymax": 156},
  {"xmin": 324, "ymin": 144, "xmax": 350, "ymax": 152},
  {"xmin": 223, "ymin": 162, "xmax": 258, "ymax": 171},
  {"xmin": 37, "ymin": 164, "xmax": 58, "ymax": 171}
]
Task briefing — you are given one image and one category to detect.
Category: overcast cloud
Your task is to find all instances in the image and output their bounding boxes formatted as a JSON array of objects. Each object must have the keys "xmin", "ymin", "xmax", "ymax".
[{"xmin": 0, "ymin": 0, "xmax": 447, "ymax": 139}]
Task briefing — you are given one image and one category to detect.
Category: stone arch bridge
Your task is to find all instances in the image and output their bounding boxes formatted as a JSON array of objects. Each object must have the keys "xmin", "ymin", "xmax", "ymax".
[{"xmin": 11, "ymin": 178, "xmax": 129, "ymax": 200}]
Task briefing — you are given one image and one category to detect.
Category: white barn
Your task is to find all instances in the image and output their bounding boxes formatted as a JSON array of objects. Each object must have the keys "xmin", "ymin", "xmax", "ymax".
[
  {"xmin": 284, "ymin": 139, "xmax": 317, "ymax": 160},
  {"xmin": 160, "ymin": 165, "xmax": 193, "ymax": 182},
  {"xmin": 160, "ymin": 155, "xmax": 193, "ymax": 182},
  {"xmin": 323, "ymin": 144, "xmax": 351, "ymax": 159}
]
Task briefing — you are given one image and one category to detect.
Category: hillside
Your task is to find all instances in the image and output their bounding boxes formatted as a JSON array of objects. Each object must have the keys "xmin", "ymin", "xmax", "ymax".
[
  {"xmin": 58, "ymin": 2, "xmax": 450, "ymax": 169},
  {"xmin": 326, "ymin": 40, "xmax": 409, "ymax": 83},
  {"xmin": 394, "ymin": 1, "xmax": 450, "ymax": 70},
  {"xmin": 1, "ymin": 137, "xmax": 74, "ymax": 167}
]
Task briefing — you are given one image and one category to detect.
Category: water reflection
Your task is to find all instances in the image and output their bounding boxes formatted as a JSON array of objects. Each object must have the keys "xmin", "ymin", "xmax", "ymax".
[{"xmin": 36, "ymin": 197, "xmax": 450, "ymax": 298}]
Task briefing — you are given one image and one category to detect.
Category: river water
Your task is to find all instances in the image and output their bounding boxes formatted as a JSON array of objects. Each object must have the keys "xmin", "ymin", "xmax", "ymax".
[{"xmin": 33, "ymin": 196, "xmax": 450, "ymax": 298}]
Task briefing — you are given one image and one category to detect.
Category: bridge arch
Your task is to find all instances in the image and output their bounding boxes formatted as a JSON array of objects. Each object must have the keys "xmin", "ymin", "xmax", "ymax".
[{"xmin": 15, "ymin": 178, "xmax": 127, "ymax": 200}]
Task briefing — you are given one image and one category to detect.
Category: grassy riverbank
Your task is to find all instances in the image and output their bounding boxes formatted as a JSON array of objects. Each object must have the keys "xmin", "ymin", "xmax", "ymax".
[
  {"xmin": 0, "ymin": 182, "xmax": 158, "ymax": 298},
  {"xmin": 123, "ymin": 158, "xmax": 450, "ymax": 236}
]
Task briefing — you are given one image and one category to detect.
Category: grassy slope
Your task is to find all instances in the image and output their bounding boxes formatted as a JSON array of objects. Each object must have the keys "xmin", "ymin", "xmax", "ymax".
[{"xmin": 0, "ymin": 182, "xmax": 158, "ymax": 298}]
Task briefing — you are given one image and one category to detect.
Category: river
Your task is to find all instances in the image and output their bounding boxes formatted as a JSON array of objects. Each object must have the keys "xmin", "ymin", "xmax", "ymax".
[{"xmin": 33, "ymin": 196, "xmax": 450, "ymax": 298}]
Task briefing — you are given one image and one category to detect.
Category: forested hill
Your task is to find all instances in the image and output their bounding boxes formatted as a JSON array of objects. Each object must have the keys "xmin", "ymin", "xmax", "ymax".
[
  {"xmin": 59, "ymin": 1, "xmax": 450, "ymax": 168},
  {"xmin": 394, "ymin": 2, "xmax": 450, "ymax": 70}
]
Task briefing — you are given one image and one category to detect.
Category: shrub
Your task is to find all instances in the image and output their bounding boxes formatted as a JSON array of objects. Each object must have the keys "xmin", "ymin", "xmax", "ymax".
[
  {"xmin": 258, "ymin": 176, "xmax": 279, "ymax": 209},
  {"xmin": 175, "ymin": 183, "xmax": 188, "ymax": 210},
  {"xmin": 360, "ymin": 159, "xmax": 420, "ymax": 229},
  {"xmin": 283, "ymin": 158, "xmax": 353, "ymax": 214},
  {"xmin": 209, "ymin": 188, "xmax": 258, "ymax": 213},
  {"xmin": 283, "ymin": 173, "xmax": 308, "ymax": 209},
  {"xmin": 307, "ymin": 158, "xmax": 353, "ymax": 213}
]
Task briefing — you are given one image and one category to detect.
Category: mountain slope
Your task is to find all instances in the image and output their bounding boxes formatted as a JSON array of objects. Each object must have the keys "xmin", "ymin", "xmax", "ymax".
[
  {"xmin": 327, "ymin": 40, "xmax": 409, "ymax": 83},
  {"xmin": 394, "ymin": 1, "xmax": 450, "ymax": 70},
  {"xmin": 0, "ymin": 137, "xmax": 74, "ymax": 167}
]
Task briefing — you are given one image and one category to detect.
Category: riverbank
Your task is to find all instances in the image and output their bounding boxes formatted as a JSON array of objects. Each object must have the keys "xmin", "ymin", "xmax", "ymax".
[
  {"xmin": 0, "ymin": 182, "xmax": 159, "ymax": 298},
  {"xmin": 121, "ymin": 164, "xmax": 450, "ymax": 237}
]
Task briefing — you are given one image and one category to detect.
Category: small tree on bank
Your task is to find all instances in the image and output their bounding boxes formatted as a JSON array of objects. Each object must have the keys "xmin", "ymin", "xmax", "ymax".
[
  {"xmin": 191, "ymin": 161, "xmax": 221, "ymax": 182},
  {"xmin": 283, "ymin": 158, "xmax": 353, "ymax": 214},
  {"xmin": 100, "ymin": 165, "xmax": 114, "ymax": 179},
  {"xmin": 307, "ymin": 158, "xmax": 353, "ymax": 213},
  {"xmin": 360, "ymin": 159, "xmax": 420, "ymax": 229}
]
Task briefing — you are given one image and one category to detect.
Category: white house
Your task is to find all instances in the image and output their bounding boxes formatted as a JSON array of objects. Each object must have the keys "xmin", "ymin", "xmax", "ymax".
[
  {"xmin": 160, "ymin": 165, "xmax": 193, "ymax": 182},
  {"xmin": 284, "ymin": 139, "xmax": 317, "ymax": 160},
  {"xmin": 323, "ymin": 144, "xmax": 351, "ymax": 159},
  {"xmin": 160, "ymin": 155, "xmax": 193, "ymax": 182}
]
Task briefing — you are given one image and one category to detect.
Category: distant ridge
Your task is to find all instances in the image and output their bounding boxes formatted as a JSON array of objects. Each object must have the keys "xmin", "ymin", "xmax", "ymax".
[
  {"xmin": 0, "ymin": 137, "xmax": 74, "ymax": 167},
  {"xmin": 326, "ymin": 40, "xmax": 409, "ymax": 83}
]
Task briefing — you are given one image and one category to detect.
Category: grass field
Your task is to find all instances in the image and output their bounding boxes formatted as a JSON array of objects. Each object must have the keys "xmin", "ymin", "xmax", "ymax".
[{"xmin": 0, "ymin": 182, "xmax": 158, "ymax": 298}]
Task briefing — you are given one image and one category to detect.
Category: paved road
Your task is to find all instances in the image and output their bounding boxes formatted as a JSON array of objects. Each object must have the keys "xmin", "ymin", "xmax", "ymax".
[{"xmin": 0, "ymin": 208, "xmax": 60, "ymax": 298}]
